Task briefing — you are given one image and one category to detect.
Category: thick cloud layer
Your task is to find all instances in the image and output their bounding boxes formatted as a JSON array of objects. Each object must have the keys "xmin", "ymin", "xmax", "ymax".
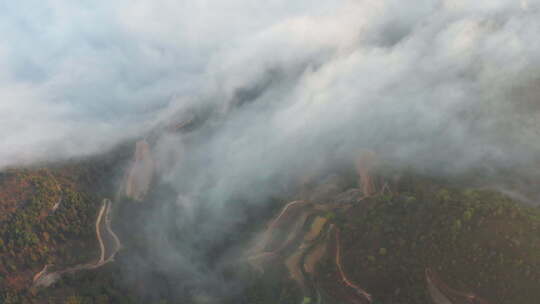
[
  {"xmin": 0, "ymin": 0, "xmax": 336, "ymax": 167},
  {"xmin": 2, "ymin": 0, "xmax": 539, "ymax": 172}
]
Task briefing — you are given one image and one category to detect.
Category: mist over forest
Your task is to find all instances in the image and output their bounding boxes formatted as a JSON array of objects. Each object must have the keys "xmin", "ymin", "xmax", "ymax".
[{"xmin": 2, "ymin": 1, "xmax": 540, "ymax": 304}]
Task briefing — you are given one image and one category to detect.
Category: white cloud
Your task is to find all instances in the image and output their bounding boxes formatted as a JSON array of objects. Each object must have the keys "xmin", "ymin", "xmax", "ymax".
[{"xmin": 1, "ymin": 0, "xmax": 539, "ymax": 174}]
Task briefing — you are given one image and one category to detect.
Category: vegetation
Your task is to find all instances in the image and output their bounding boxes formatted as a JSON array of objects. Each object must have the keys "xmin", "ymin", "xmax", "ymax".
[
  {"xmin": 0, "ymin": 145, "xmax": 132, "ymax": 302},
  {"xmin": 241, "ymin": 175, "xmax": 540, "ymax": 304},
  {"xmin": 0, "ymin": 169, "xmax": 98, "ymax": 292},
  {"xmin": 2, "ymin": 147, "xmax": 540, "ymax": 303}
]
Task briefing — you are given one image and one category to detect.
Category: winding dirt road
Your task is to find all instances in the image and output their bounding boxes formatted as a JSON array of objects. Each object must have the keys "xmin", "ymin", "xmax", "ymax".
[{"xmin": 32, "ymin": 199, "xmax": 122, "ymax": 289}]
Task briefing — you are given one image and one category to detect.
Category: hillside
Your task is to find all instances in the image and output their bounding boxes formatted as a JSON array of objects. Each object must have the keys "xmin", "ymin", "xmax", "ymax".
[
  {"xmin": 1, "ymin": 145, "xmax": 540, "ymax": 304},
  {"xmin": 241, "ymin": 174, "xmax": 540, "ymax": 304},
  {"xmin": 0, "ymin": 146, "xmax": 131, "ymax": 303}
]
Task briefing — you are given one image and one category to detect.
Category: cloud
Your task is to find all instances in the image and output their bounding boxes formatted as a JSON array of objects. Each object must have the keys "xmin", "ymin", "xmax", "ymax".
[
  {"xmin": 124, "ymin": 1, "xmax": 540, "ymax": 300},
  {"xmin": 0, "ymin": 0, "xmax": 353, "ymax": 167},
  {"xmin": 3, "ymin": 0, "xmax": 537, "ymax": 171}
]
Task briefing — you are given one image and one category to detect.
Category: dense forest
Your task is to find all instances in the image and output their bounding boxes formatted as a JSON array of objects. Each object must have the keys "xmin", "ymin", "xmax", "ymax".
[
  {"xmin": 1, "ymin": 146, "xmax": 540, "ymax": 303},
  {"xmin": 0, "ymin": 145, "xmax": 132, "ymax": 304}
]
